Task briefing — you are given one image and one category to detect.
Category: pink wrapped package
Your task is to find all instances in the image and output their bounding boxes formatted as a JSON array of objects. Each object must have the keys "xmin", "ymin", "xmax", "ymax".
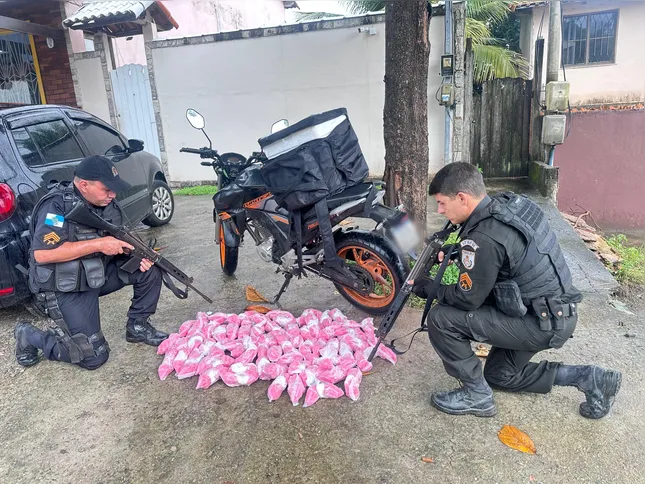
[
  {"xmin": 287, "ymin": 373, "xmax": 306, "ymax": 406},
  {"xmin": 272, "ymin": 329, "xmax": 289, "ymax": 345},
  {"xmin": 267, "ymin": 375, "xmax": 287, "ymax": 402},
  {"xmin": 235, "ymin": 348, "xmax": 258, "ymax": 364},
  {"xmin": 196, "ymin": 365, "xmax": 224, "ymax": 389},
  {"xmin": 208, "ymin": 324, "xmax": 227, "ymax": 340},
  {"xmin": 226, "ymin": 323, "xmax": 239, "ymax": 341},
  {"xmin": 257, "ymin": 345, "xmax": 268, "ymax": 361},
  {"xmin": 267, "ymin": 345, "xmax": 282, "ymax": 362},
  {"xmin": 303, "ymin": 385, "xmax": 320, "ymax": 408},
  {"xmin": 157, "ymin": 333, "xmax": 181, "ymax": 355},
  {"xmin": 329, "ymin": 308, "xmax": 346, "ymax": 321},
  {"xmin": 176, "ymin": 345, "xmax": 209, "ymax": 379},
  {"xmin": 172, "ymin": 344, "xmax": 191, "ymax": 373},
  {"xmin": 260, "ymin": 362, "xmax": 286, "ymax": 381},
  {"xmin": 197, "ymin": 351, "xmax": 225, "ymax": 375},
  {"xmin": 319, "ymin": 312, "xmax": 333, "ymax": 328},
  {"xmin": 178, "ymin": 320, "xmax": 197, "ymax": 337},
  {"xmin": 251, "ymin": 324, "xmax": 265, "ymax": 340},
  {"xmin": 158, "ymin": 346, "xmax": 179, "ymax": 380},
  {"xmin": 339, "ymin": 340, "xmax": 354, "ymax": 358},
  {"xmin": 207, "ymin": 312, "xmax": 227, "ymax": 323},
  {"xmin": 220, "ymin": 363, "xmax": 259, "ymax": 387},
  {"xmin": 186, "ymin": 333, "xmax": 204, "ymax": 350},
  {"xmin": 321, "ymin": 339, "xmax": 339, "ymax": 359},
  {"xmin": 226, "ymin": 314, "xmax": 243, "ymax": 325},
  {"xmin": 316, "ymin": 381, "xmax": 344, "ymax": 399},
  {"xmin": 344, "ymin": 368, "xmax": 362, "ymax": 401},
  {"xmin": 316, "ymin": 365, "xmax": 347, "ymax": 384},
  {"xmin": 377, "ymin": 344, "xmax": 397, "ymax": 365},
  {"xmin": 356, "ymin": 357, "xmax": 373, "ymax": 372},
  {"xmin": 237, "ymin": 325, "xmax": 251, "ymax": 340},
  {"xmin": 268, "ymin": 310, "xmax": 296, "ymax": 327}
]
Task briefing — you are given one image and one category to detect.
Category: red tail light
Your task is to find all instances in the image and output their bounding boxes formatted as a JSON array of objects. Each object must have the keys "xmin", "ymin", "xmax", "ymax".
[
  {"xmin": 0, "ymin": 183, "xmax": 16, "ymax": 222},
  {"xmin": 0, "ymin": 287, "xmax": 14, "ymax": 297}
]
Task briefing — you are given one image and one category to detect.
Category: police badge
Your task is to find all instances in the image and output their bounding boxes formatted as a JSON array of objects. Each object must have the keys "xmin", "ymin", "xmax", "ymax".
[{"xmin": 461, "ymin": 249, "xmax": 476, "ymax": 270}]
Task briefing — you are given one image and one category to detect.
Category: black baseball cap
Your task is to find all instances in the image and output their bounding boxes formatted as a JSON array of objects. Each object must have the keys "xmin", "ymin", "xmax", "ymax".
[{"xmin": 75, "ymin": 155, "xmax": 131, "ymax": 193}]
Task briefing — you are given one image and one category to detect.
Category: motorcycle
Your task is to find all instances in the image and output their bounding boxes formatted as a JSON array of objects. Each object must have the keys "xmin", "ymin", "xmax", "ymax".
[{"xmin": 179, "ymin": 108, "xmax": 420, "ymax": 314}]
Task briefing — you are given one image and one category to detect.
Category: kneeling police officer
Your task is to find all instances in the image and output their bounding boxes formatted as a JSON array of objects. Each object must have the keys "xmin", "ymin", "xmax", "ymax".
[
  {"xmin": 15, "ymin": 155, "xmax": 169, "ymax": 370},
  {"xmin": 414, "ymin": 162, "xmax": 622, "ymax": 419}
]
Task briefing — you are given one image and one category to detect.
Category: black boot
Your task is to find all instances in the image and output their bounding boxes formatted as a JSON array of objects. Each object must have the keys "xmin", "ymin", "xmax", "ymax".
[
  {"xmin": 554, "ymin": 365, "xmax": 622, "ymax": 419},
  {"xmin": 431, "ymin": 377, "xmax": 497, "ymax": 417},
  {"xmin": 14, "ymin": 321, "xmax": 44, "ymax": 367},
  {"xmin": 126, "ymin": 317, "xmax": 169, "ymax": 347}
]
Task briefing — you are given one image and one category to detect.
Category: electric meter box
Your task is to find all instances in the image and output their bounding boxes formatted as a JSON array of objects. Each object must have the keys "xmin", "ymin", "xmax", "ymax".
[
  {"xmin": 546, "ymin": 81, "xmax": 570, "ymax": 112},
  {"xmin": 542, "ymin": 114, "xmax": 567, "ymax": 145},
  {"xmin": 439, "ymin": 84, "xmax": 455, "ymax": 106}
]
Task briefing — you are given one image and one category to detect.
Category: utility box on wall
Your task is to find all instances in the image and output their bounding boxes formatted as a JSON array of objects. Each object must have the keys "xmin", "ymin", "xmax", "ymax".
[
  {"xmin": 546, "ymin": 82, "xmax": 570, "ymax": 112},
  {"xmin": 542, "ymin": 114, "xmax": 567, "ymax": 145}
]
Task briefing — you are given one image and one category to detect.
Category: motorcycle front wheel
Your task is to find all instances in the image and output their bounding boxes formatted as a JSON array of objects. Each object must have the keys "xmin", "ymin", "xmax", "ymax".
[
  {"xmin": 334, "ymin": 232, "xmax": 407, "ymax": 315},
  {"xmin": 219, "ymin": 224, "xmax": 239, "ymax": 275}
]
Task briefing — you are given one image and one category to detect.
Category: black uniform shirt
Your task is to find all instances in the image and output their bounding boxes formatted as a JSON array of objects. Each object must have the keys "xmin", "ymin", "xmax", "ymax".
[
  {"xmin": 437, "ymin": 198, "xmax": 528, "ymax": 311},
  {"xmin": 32, "ymin": 195, "xmax": 70, "ymax": 251}
]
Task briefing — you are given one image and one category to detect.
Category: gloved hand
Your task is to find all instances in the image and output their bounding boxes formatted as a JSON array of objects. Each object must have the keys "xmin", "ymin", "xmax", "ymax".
[{"xmin": 412, "ymin": 276, "xmax": 433, "ymax": 299}]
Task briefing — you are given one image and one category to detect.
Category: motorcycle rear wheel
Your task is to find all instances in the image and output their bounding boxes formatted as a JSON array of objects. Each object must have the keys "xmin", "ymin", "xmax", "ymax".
[
  {"xmin": 334, "ymin": 232, "xmax": 406, "ymax": 315},
  {"xmin": 219, "ymin": 224, "xmax": 239, "ymax": 275}
]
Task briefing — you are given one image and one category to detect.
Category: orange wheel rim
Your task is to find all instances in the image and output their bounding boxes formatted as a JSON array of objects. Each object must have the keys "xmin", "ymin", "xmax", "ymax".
[
  {"xmin": 219, "ymin": 225, "xmax": 226, "ymax": 265},
  {"xmin": 337, "ymin": 245, "xmax": 396, "ymax": 308}
]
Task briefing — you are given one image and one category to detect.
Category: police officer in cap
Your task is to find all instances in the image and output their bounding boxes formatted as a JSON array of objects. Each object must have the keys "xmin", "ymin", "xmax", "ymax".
[
  {"xmin": 414, "ymin": 162, "xmax": 621, "ymax": 419},
  {"xmin": 15, "ymin": 155, "xmax": 169, "ymax": 370}
]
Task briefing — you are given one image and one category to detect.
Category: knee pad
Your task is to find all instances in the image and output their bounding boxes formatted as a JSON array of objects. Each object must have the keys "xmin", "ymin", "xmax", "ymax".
[{"xmin": 78, "ymin": 350, "xmax": 109, "ymax": 370}]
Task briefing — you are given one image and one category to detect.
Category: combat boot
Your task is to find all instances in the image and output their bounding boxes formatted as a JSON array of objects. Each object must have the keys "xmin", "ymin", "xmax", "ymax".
[
  {"xmin": 126, "ymin": 317, "xmax": 169, "ymax": 347},
  {"xmin": 14, "ymin": 321, "xmax": 44, "ymax": 367},
  {"xmin": 554, "ymin": 365, "xmax": 622, "ymax": 419},
  {"xmin": 431, "ymin": 377, "xmax": 497, "ymax": 417}
]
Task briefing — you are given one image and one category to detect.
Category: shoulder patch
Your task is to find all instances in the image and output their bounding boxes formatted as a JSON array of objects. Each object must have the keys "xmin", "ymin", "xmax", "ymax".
[
  {"xmin": 45, "ymin": 213, "xmax": 65, "ymax": 228},
  {"xmin": 43, "ymin": 232, "xmax": 61, "ymax": 246},
  {"xmin": 461, "ymin": 249, "xmax": 476, "ymax": 270},
  {"xmin": 459, "ymin": 272, "xmax": 473, "ymax": 292},
  {"xmin": 460, "ymin": 239, "xmax": 479, "ymax": 251}
]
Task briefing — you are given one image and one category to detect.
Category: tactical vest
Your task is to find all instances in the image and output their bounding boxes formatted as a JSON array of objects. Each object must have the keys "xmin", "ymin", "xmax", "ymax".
[
  {"xmin": 464, "ymin": 192, "xmax": 573, "ymax": 304},
  {"xmin": 28, "ymin": 183, "xmax": 123, "ymax": 294}
]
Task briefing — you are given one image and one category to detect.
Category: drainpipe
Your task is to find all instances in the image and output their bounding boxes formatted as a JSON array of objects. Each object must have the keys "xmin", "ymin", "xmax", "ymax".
[{"xmin": 444, "ymin": 0, "xmax": 453, "ymax": 164}]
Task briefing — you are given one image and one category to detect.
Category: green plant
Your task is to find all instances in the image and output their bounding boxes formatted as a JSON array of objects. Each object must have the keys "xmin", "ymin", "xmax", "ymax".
[
  {"xmin": 606, "ymin": 234, "xmax": 645, "ymax": 286},
  {"xmin": 173, "ymin": 185, "xmax": 218, "ymax": 196}
]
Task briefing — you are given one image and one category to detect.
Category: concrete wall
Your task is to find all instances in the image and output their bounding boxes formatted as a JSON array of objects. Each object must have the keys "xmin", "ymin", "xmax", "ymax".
[
  {"xmin": 520, "ymin": 1, "xmax": 645, "ymax": 105},
  {"xmin": 74, "ymin": 55, "xmax": 111, "ymax": 123},
  {"xmin": 555, "ymin": 109, "xmax": 645, "ymax": 230},
  {"xmin": 151, "ymin": 17, "xmax": 447, "ymax": 182}
]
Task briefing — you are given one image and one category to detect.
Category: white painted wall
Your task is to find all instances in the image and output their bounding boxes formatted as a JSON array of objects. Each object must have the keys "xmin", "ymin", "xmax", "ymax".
[
  {"xmin": 520, "ymin": 1, "xmax": 645, "ymax": 105},
  {"xmin": 75, "ymin": 56, "xmax": 111, "ymax": 124},
  {"xmin": 152, "ymin": 20, "xmax": 447, "ymax": 182}
]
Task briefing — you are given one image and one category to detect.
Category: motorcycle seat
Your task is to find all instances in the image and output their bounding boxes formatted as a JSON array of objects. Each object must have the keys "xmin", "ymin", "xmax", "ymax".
[{"xmin": 302, "ymin": 182, "xmax": 374, "ymax": 220}]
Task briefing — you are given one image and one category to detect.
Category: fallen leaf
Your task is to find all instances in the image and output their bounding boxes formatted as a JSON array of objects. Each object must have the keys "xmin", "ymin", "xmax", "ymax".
[
  {"xmin": 245, "ymin": 285, "xmax": 269, "ymax": 303},
  {"xmin": 497, "ymin": 425, "xmax": 537, "ymax": 454},
  {"xmin": 475, "ymin": 344, "xmax": 490, "ymax": 358},
  {"xmin": 244, "ymin": 305, "xmax": 271, "ymax": 314},
  {"xmin": 361, "ymin": 371, "xmax": 375, "ymax": 376},
  {"xmin": 421, "ymin": 457, "xmax": 434, "ymax": 463}
]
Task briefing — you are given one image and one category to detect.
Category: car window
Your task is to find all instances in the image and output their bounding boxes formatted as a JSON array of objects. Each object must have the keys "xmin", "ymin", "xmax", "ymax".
[
  {"xmin": 12, "ymin": 120, "xmax": 84, "ymax": 167},
  {"xmin": 73, "ymin": 119, "xmax": 126, "ymax": 156}
]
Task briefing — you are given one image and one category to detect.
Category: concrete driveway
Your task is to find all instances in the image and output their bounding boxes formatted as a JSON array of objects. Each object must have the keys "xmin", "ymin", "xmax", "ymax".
[{"xmin": 0, "ymin": 193, "xmax": 642, "ymax": 484}]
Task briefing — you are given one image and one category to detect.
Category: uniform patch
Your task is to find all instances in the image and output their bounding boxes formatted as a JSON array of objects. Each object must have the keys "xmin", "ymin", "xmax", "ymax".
[
  {"xmin": 43, "ymin": 232, "xmax": 61, "ymax": 246},
  {"xmin": 44, "ymin": 213, "xmax": 64, "ymax": 228},
  {"xmin": 461, "ymin": 249, "xmax": 476, "ymax": 270},
  {"xmin": 460, "ymin": 239, "xmax": 479, "ymax": 251},
  {"xmin": 459, "ymin": 272, "xmax": 473, "ymax": 292}
]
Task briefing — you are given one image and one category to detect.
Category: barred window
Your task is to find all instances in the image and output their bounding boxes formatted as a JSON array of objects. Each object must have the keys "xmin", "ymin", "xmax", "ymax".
[{"xmin": 562, "ymin": 10, "xmax": 618, "ymax": 66}]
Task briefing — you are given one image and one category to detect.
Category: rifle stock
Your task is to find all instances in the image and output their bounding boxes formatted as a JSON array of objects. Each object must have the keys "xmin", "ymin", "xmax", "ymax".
[
  {"xmin": 67, "ymin": 201, "xmax": 213, "ymax": 304},
  {"xmin": 368, "ymin": 222, "xmax": 456, "ymax": 362}
]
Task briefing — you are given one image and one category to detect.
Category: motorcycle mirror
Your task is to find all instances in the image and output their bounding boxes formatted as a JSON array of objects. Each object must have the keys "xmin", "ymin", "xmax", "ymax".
[
  {"xmin": 186, "ymin": 108, "xmax": 205, "ymax": 130},
  {"xmin": 270, "ymin": 119, "xmax": 289, "ymax": 134}
]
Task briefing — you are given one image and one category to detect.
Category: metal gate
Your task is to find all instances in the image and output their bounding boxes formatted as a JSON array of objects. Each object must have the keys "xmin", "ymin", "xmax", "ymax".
[{"xmin": 110, "ymin": 64, "xmax": 160, "ymax": 158}]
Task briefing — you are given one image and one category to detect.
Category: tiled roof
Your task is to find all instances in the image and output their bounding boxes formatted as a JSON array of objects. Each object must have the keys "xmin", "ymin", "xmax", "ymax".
[
  {"xmin": 512, "ymin": 1, "xmax": 549, "ymax": 10},
  {"xmin": 63, "ymin": 1, "xmax": 178, "ymax": 32}
]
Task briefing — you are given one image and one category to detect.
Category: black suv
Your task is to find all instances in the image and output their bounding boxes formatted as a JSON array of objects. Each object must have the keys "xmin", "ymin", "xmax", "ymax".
[{"xmin": 0, "ymin": 104, "xmax": 174, "ymax": 311}]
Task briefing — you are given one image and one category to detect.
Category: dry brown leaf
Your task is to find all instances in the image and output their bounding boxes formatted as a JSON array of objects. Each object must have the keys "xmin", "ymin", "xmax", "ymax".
[
  {"xmin": 497, "ymin": 425, "xmax": 537, "ymax": 454},
  {"xmin": 244, "ymin": 305, "xmax": 271, "ymax": 314},
  {"xmin": 361, "ymin": 371, "xmax": 375, "ymax": 376},
  {"xmin": 475, "ymin": 344, "xmax": 490, "ymax": 358},
  {"xmin": 245, "ymin": 285, "xmax": 269, "ymax": 303},
  {"xmin": 421, "ymin": 457, "xmax": 434, "ymax": 463}
]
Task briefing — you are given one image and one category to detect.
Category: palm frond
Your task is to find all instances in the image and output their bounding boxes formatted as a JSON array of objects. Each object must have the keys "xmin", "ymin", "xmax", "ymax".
[
  {"xmin": 467, "ymin": 0, "xmax": 514, "ymax": 26},
  {"xmin": 338, "ymin": 0, "xmax": 385, "ymax": 15},
  {"xmin": 465, "ymin": 18, "xmax": 493, "ymax": 45},
  {"xmin": 473, "ymin": 43, "xmax": 529, "ymax": 83},
  {"xmin": 293, "ymin": 11, "xmax": 344, "ymax": 22}
]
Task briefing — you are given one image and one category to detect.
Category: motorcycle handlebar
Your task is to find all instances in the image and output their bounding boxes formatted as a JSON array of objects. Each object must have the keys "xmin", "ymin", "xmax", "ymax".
[{"xmin": 179, "ymin": 147, "xmax": 202, "ymax": 154}]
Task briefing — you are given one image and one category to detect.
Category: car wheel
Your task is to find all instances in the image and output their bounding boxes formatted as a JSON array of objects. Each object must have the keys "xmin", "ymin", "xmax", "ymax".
[{"xmin": 143, "ymin": 180, "xmax": 174, "ymax": 227}]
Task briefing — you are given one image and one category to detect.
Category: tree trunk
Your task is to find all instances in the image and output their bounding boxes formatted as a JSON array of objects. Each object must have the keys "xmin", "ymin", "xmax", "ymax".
[{"xmin": 383, "ymin": 1, "xmax": 430, "ymax": 235}]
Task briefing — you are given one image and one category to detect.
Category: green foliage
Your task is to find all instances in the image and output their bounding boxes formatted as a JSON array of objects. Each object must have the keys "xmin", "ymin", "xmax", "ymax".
[
  {"xmin": 606, "ymin": 234, "xmax": 645, "ymax": 286},
  {"xmin": 490, "ymin": 12, "xmax": 522, "ymax": 53},
  {"xmin": 173, "ymin": 185, "xmax": 218, "ymax": 196},
  {"xmin": 293, "ymin": 11, "xmax": 344, "ymax": 21}
]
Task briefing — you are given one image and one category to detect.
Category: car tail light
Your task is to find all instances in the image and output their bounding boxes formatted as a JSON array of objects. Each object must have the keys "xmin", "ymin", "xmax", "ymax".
[
  {"xmin": 0, "ymin": 183, "xmax": 16, "ymax": 222},
  {"xmin": 0, "ymin": 287, "xmax": 14, "ymax": 297}
]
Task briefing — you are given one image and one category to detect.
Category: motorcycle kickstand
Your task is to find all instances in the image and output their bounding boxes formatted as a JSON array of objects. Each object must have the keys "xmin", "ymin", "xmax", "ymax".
[{"xmin": 270, "ymin": 272, "xmax": 294, "ymax": 308}]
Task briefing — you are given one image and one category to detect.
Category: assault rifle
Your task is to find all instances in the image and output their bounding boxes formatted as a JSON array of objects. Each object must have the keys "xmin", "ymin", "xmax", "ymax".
[
  {"xmin": 368, "ymin": 221, "xmax": 457, "ymax": 362},
  {"xmin": 66, "ymin": 201, "xmax": 213, "ymax": 304}
]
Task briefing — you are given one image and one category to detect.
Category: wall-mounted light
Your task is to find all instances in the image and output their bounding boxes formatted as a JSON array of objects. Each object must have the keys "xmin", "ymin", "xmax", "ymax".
[{"xmin": 357, "ymin": 27, "xmax": 377, "ymax": 36}]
